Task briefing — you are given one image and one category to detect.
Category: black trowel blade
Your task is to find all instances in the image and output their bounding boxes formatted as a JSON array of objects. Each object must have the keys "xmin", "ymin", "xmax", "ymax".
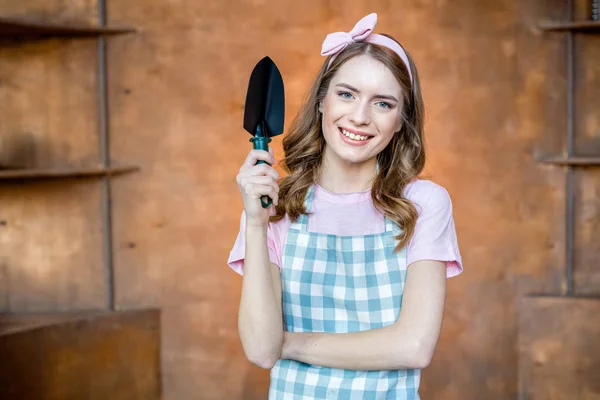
[{"xmin": 243, "ymin": 56, "xmax": 285, "ymax": 137}]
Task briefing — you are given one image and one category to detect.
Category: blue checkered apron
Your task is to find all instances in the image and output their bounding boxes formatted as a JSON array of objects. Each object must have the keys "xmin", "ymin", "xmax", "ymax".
[{"xmin": 269, "ymin": 186, "xmax": 420, "ymax": 399}]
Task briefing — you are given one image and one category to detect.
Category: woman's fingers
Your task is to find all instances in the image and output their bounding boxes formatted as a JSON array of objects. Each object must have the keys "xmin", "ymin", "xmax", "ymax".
[
  {"xmin": 239, "ymin": 176, "xmax": 279, "ymax": 195},
  {"xmin": 242, "ymin": 183, "xmax": 279, "ymax": 205},
  {"xmin": 237, "ymin": 163, "xmax": 279, "ymax": 185},
  {"xmin": 242, "ymin": 149, "xmax": 276, "ymax": 168},
  {"xmin": 236, "ymin": 147, "xmax": 280, "ymax": 209}
]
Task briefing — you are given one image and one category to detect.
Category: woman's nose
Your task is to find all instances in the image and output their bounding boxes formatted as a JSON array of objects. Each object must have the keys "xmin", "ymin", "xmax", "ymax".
[{"xmin": 348, "ymin": 102, "xmax": 371, "ymax": 126}]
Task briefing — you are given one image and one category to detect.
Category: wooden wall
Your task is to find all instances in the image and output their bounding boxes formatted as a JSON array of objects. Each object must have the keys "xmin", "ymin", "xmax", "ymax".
[
  {"xmin": 0, "ymin": 0, "xmax": 105, "ymax": 311},
  {"xmin": 1, "ymin": 0, "xmax": 598, "ymax": 399}
]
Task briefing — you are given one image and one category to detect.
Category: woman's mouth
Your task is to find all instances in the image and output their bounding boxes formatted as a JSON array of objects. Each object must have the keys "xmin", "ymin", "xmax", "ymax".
[{"xmin": 339, "ymin": 127, "xmax": 373, "ymax": 145}]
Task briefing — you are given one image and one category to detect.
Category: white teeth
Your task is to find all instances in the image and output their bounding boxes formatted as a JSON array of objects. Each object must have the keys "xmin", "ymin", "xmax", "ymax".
[{"xmin": 341, "ymin": 129, "xmax": 370, "ymax": 141}]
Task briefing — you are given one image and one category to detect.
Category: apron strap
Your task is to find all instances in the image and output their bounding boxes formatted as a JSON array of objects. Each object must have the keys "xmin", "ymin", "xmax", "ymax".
[
  {"xmin": 291, "ymin": 185, "xmax": 315, "ymax": 231},
  {"xmin": 384, "ymin": 216, "xmax": 397, "ymax": 233}
]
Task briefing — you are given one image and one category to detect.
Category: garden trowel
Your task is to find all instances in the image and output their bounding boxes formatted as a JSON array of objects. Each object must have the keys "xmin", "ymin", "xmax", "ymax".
[{"xmin": 243, "ymin": 56, "xmax": 285, "ymax": 208}]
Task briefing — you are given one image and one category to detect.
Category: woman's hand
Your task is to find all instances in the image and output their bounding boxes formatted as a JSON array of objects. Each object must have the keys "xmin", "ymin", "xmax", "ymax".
[{"xmin": 236, "ymin": 148, "xmax": 279, "ymax": 228}]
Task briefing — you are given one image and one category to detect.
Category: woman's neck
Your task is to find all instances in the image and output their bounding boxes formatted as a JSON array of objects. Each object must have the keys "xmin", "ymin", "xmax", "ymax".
[{"xmin": 317, "ymin": 148, "xmax": 377, "ymax": 194}]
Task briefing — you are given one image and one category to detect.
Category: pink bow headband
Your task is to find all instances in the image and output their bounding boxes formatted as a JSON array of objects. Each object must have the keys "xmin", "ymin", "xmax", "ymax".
[{"xmin": 320, "ymin": 13, "xmax": 413, "ymax": 84}]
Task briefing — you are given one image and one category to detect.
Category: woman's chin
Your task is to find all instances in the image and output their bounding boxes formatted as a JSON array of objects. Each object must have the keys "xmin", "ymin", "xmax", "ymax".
[
  {"xmin": 334, "ymin": 150, "xmax": 376, "ymax": 166},
  {"xmin": 323, "ymin": 141, "xmax": 379, "ymax": 167}
]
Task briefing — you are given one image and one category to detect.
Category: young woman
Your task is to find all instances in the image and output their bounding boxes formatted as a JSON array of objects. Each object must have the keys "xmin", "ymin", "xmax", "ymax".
[{"xmin": 228, "ymin": 13, "xmax": 462, "ymax": 399}]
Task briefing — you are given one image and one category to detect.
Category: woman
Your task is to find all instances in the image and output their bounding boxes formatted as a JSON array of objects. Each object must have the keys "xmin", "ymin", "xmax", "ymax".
[{"xmin": 228, "ymin": 13, "xmax": 462, "ymax": 399}]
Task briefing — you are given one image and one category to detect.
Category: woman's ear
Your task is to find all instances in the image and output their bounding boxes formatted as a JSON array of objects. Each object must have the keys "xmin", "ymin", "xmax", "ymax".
[{"xmin": 318, "ymin": 101, "xmax": 324, "ymax": 113}]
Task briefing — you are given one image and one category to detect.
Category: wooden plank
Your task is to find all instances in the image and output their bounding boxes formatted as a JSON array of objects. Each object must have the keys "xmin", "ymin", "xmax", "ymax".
[
  {"xmin": 0, "ymin": 180, "xmax": 106, "ymax": 311},
  {"xmin": 539, "ymin": 20, "xmax": 600, "ymax": 32},
  {"xmin": 0, "ymin": 260, "xmax": 8, "ymax": 310},
  {"xmin": 538, "ymin": 156, "xmax": 600, "ymax": 165},
  {"xmin": 0, "ymin": 165, "xmax": 139, "ymax": 180},
  {"xmin": 0, "ymin": 17, "xmax": 134, "ymax": 38},
  {"xmin": 0, "ymin": 310, "xmax": 161, "ymax": 400},
  {"xmin": 0, "ymin": 1, "xmax": 98, "ymax": 25},
  {"xmin": 574, "ymin": 169, "xmax": 600, "ymax": 294},
  {"xmin": 518, "ymin": 296, "xmax": 600, "ymax": 399},
  {"xmin": 572, "ymin": 17, "xmax": 600, "ymax": 295},
  {"xmin": 0, "ymin": 11, "xmax": 106, "ymax": 311},
  {"xmin": 0, "ymin": 312, "xmax": 84, "ymax": 335},
  {"xmin": 574, "ymin": 27, "xmax": 600, "ymax": 157},
  {"xmin": 0, "ymin": 40, "xmax": 98, "ymax": 169}
]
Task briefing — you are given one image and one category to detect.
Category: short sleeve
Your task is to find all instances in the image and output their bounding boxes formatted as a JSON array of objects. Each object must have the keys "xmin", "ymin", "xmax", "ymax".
[
  {"xmin": 227, "ymin": 211, "xmax": 283, "ymax": 275},
  {"xmin": 407, "ymin": 185, "xmax": 463, "ymax": 278}
]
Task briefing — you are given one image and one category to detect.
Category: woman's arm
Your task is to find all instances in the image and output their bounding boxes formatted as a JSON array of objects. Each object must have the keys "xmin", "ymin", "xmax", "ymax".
[
  {"xmin": 235, "ymin": 148, "xmax": 284, "ymax": 370},
  {"xmin": 238, "ymin": 226, "xmax": 283, "ymax": 370},
  {"xmin": 281, "ymin": 260, "xmax": 446, "ymax": 370}
]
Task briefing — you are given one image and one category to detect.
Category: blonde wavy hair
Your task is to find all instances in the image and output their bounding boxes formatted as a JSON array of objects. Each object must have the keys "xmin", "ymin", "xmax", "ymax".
[{"xmin": 271, "ymin": 37, "xmax": 425, "ymax": 251}]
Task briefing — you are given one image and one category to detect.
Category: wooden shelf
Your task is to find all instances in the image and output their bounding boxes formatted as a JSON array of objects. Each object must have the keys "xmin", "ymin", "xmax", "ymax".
[
  {"xmin": 0, "ymin": 16, "xmax": 135, "ymax": 39},
  {"xmin": 539, "ymin": 20, "xmax": 600, "ymax": 32},
  {"xmin": 523, "ymin": 293, "xmax": 600, "ymax": 299},
  {"xmin": 538, "ymin": 156, "xmax": 600, "ymax": 166},
  {"xmin": 0, "ymin": 165, "xmax": 139, "ymax": 180}
]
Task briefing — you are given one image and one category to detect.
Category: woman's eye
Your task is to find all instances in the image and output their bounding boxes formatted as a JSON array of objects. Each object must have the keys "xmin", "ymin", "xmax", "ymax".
[
  {"xmin": 376, "ymin": 101, "xmax": 393, "ymax": 109},
  {"xmin": 338, "ymin": 92, "xmax": 353, "ymax": 99}
]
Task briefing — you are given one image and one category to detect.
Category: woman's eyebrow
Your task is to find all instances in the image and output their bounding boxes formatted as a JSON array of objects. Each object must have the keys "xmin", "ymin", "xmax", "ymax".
[{"xmin": 335, "ymin": 83, "xmax": 399, "ymax": 102}]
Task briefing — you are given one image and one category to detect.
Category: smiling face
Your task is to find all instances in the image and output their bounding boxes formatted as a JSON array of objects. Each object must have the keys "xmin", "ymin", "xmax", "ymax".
[{"xmin": 319, "ymin": 54, "xmax": 404, "ymax": 168}]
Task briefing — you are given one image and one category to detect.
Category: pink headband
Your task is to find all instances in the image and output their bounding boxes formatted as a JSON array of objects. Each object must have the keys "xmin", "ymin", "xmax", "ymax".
[{"xmin": 320, "ymin": 13, "xmax": 413, "ymax": 84}]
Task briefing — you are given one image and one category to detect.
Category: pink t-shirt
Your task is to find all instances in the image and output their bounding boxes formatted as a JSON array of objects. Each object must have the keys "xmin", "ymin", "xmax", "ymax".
[{"xmin": 228, "ymin": 179, "xmax": 463, "ymax": 278}]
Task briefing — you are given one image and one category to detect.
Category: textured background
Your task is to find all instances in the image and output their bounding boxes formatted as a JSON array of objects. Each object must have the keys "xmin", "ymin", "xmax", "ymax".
[{"xmin": 1, "ymin": 0, "xmax": 599, "ymax": 398}]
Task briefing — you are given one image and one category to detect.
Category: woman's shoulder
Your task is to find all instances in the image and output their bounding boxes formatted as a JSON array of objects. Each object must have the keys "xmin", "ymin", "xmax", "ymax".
[{"xmin": 404, "ymin": 179, "xmax": 452, "ymax": 211}]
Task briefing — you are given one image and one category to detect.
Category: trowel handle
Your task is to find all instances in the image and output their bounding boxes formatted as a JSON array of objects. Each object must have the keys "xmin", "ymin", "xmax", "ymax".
[{"xmin": 250, "ymin": 136, "xmax": 273, "ymax": 208}]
